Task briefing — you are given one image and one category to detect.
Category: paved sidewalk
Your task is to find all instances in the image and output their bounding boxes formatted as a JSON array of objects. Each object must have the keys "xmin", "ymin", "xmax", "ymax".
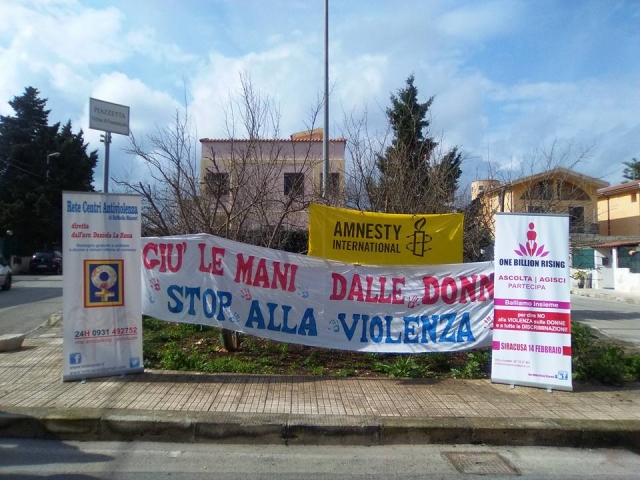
[{"xmin": 0, "ymin": 290, "xmax": 639, "ymax": 447}]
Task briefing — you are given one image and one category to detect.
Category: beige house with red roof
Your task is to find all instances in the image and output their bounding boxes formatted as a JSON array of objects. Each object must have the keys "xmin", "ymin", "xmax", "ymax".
[{"xmin": 199, "ymin": 129, "xmax": 346, "ymax": 230}]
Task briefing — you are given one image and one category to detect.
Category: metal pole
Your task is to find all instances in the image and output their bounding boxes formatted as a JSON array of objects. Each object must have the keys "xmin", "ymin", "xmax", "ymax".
[
  {"xmin": 102, "ymin": 132, "xmax": 111, "ymax": 193},
  {"xmin": 322, "ymin": 0, "xmax": 329, "ymax": 199}
]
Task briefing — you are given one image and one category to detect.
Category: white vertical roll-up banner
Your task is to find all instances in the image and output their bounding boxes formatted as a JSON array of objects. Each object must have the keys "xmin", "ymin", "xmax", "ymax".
[
  {"xmin": 62, "ymin": 192, "xmax": 143, "ymax": 381},
  {"xmin": 491, "ymin": 213, "xmax": 572, "ymax": 391}
]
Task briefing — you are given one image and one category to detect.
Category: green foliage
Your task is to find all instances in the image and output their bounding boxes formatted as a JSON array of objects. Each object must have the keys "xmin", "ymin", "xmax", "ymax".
[
  {"xmin": 571, "ymin": 321, "xmax": 597, "ymax": 351},
  {"xmin": 422, "ymin": 352, "xmax": 453, "ymax": 373},
  {"xmin": 302, "ymin": 351, "xmax": 321, "ymax": 368},
  {"xmin": 201, "ymin": 357, "xmax": 262, "ymax": 374},
  {"xmin": 571, "ymin": 321, "xmax": 639, "ymax": 386},
  {"xmin": 374, "ymin": 356, "xmax": 425, "ymax": 378},
  {"xmin": 622, "ymin": 157, "xmax": 640, "ymax": 181},
  {"xmin": 624, "ymin": 354, "xmax": 640, "ymax": 381},
  {"xmin": 573, "ymin": 345, "xmax": 628, "ymax": 386},
  {"xmin": 310, "ymin": 366, "xmax": 327, "ymax": 376},
  {"xmin": 450, "ymin": 351, "xmax": 490, "ymax": 379},
  {"xmin": 0, "ymin": 87, "xmax": 97, "ymax": 254},
  {"xmin": 159, "ymin": 342, "xmax": 208, "ymax": 371},
  {"xmin": 141, "ymin": 317, "xmax": 638, "ymax": 386},
  {"xmin": 374, "ymin": 75, "xmax": 463, "ymax": 214}
]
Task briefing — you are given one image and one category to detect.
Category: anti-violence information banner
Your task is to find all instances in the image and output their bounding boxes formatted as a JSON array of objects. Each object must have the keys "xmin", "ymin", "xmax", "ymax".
[
  {"xmin": 62, "ymin": 192, "xmax": 143, "ymax": 381},
  {"xmin": 141, "ymin": 234, "xmax": 494, "ymax": 353},
  {"xmin": 308, "ymin": 204, "xmax": 463, "ymax": 265},
  {"xmin": 491, "ymin": 213, "xmax": 572, "ymax": 391}
]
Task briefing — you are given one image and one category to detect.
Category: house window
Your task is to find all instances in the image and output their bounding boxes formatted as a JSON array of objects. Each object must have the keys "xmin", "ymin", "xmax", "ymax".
[
  {"xmin": 205, "ymin": 172, "xmax": 229, "ymax": 196},
  {"xmin": 631, "ymin": 193, "xmax": 637, "ymax": 203},
  {"xmin": 525, "ymin": 180, "xmax": 554, "ymax": 200},
  {"xmin": 568, "ymin": 206, "xmax": 585, "ymax": 233},
  {"xmin": 572, "ymin": 249, "xmax": 594, "ymax": 269},
  {"xmin": 284, "ymin": 172, "xmax": 304, "ymax": 198},
  {"xmin": 319, "ymin": 172, "xmax": 340, "ymax": 195},
  {"xmin": 618, "ymin": 246, "xmax": 640, "ymax": 273},
  {"xmin": 527, "ymin": 205, "xmax": 544, "ymax": 213}
]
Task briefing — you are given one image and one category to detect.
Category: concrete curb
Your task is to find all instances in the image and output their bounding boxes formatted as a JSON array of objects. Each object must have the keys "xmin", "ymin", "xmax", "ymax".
[
  {"xmin": 44, "ymin": 311, "xmax": 63, "ymax": 327},
  {"xmin": 0, "ymin": 334, "xmax": 26, "ymax": 352},
  {"xmin": 570, "ymin": 289, "xmax": 640, "ymax": 306},
  {"xmin": 0, "ymin": 407, "xmax": 639, "ymax": 449}
]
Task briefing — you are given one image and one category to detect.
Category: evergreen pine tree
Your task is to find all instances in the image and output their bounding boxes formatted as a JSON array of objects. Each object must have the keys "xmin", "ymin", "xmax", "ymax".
[
  {"xmin": 622, "ymin": 158, "xmax": 640, "ymax": 181},
  {"xmin": 376, "ymin": 76, "xmax": 462, "ymax": 214},
  {"xmin": 0, "ymin": 87, "xmax": 97, "ymax": 255}
]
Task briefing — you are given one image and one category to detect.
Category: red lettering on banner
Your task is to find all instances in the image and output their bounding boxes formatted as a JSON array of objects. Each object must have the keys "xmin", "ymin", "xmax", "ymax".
[
  {"xmin": 422, "ymin": 274, "xmax": 494, "ymax": 305},
  {"xmin": 329, "ymin": 273, "xmax": 404, "ymax": 304},
  {"xmin": 198, "ymin": 243, "xmax": 226, "ymax": 275},
  {"xmin": 142, "ymin": 242, "xmax": 186, "ymax": 272},
  {"xmin": 234, "ymin": 254, "xmax": 298, "ymax": 292},
  {"xmin": 493, "ymin": 309, "xmax": 571, "ymax": 333}
]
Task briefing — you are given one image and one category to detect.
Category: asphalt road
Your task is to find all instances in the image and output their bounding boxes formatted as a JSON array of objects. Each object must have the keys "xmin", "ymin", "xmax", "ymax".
[
  {"xmin": 1, "ymin": 439, "xmax": 639, "ymax": 479},
  {"xmin": 0, "ymin": 274, "xmax": 62, "ymax": 335},
  {"xmin": 570, "ymin": 295, "xmax": 640, "ymax": 351}
]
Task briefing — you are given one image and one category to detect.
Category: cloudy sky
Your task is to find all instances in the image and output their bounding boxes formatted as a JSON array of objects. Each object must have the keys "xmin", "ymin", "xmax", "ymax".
[{"xmin": 1, "ymin": 0, "xmax": 638, "ymax": 193}]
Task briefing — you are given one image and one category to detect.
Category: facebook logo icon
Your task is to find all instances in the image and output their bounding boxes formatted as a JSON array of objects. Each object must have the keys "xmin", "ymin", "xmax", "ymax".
[{"xmin": 69, "ymin": 353, "xmax": 82, "ymax": 365}]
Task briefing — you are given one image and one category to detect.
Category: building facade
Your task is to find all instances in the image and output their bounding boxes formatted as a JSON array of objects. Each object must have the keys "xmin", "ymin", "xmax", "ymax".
[
  {"xmin": 472, "ymin": 167, "xmax": 608, "ymax": 234},
  {"xmin": 199, "ymin": 129, "xmax": 346, "ymax": 232},
  {"xmin": 598, "ymin": 181, "xmax": 640, "ymax": 236}
]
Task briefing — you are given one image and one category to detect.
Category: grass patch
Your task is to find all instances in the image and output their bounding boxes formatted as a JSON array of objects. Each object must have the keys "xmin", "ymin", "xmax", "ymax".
[{"xmin": 141, "ymin": 317, "xmax": 640, "ymax": 385}]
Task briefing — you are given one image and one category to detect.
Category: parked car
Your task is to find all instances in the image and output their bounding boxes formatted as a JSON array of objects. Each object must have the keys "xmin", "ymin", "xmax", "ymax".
[
  {"xmin": 0, "ymin": 256, "xmax": 11, "ymax": 290},
  {"xmin": 28, "ymin": 251, "xmax": 63, "ymax": 275}
]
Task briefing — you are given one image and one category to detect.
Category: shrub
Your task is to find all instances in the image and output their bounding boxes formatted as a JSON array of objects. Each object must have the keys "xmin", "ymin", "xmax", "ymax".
[
  {"xmin": 624, "ymin": 354, "xmax": 640, "ymax": 381},
  {"xmin": 421, "ymin": 352, "xmax": 452, "ymax": 373},
  {"xmin": 159, "ymin": 342, "xmax": 207, "ymax": 371},
  {"xmin": 571, "ymin": 322, "xmax": 638, "ymax": 386},
  {"xmin": 374, "ymin": 356, "xmax": 425, "ymax": 378},
  {"xmin": 450, "ymin": 351, "xmax": 490, "ymax": 379}
]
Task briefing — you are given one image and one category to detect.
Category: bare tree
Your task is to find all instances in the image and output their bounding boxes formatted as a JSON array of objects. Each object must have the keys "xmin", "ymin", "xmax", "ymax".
[
  {"xmin": 115, "ymin": 73, "xmax": 327, "ymax": 349},
  {"xmin": 471, "ymin": 139, "xmax": 607, "ymax": 256},
  {"xmin": 117, "ymin": 73, "xmax": 324, "ymax": 246}
]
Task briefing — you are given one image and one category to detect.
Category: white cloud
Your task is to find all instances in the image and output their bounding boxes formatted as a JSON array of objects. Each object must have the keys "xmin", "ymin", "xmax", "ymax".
[
  {"xmin": 435, "ymin": 0, "xmax": 524, "ymax": 42},
  {"xmin": 1, "ymin": 0, "xmax": 638, "ymax": 193},
  {"xmin": 82, "ymin": 72, "xmax": 182, "ymax": 189}
]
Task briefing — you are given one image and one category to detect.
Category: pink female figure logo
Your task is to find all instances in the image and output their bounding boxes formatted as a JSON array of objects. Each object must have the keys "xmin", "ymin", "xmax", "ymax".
[{"xmin": 514, "ymin": 222, "xmax": 549, "ymax": 257}]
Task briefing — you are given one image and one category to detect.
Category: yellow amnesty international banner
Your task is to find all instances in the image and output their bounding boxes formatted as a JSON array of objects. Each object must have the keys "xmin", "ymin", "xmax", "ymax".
[{"xmin": 308, "ymin": 204, "xmax": 463, "ymax": 265}]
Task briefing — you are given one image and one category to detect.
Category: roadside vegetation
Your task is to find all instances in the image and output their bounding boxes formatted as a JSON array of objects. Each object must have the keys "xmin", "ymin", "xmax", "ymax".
[{"xmin": 143, "ymin": 317, "xmax": 640, "ymax": 386}]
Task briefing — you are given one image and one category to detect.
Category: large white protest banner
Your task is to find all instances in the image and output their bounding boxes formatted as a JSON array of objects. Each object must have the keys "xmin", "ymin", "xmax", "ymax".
[
  {"xmin": 62, "ymin": 192, "xmax": 143, "ymax": 381},
  {"xmin": 491, "ymin": 213, "xmax": 572, "ymax": 391},
  {"xmin": 141, "ymin": 234, "xmax": 495, "ymax": 353}
]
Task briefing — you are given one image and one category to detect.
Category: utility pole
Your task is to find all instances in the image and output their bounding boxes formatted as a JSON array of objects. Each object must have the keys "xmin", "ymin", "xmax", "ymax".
[
  {"xmin": 101, "ymin": 132, "xmax": 112, "ymax": 193},
  {"xmin": 322, "ymin": 0, "xmax": 329, "ymax": 199}
]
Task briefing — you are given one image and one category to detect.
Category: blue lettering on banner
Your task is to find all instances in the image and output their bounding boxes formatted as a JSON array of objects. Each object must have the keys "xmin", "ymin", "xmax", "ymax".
[
  {"xmin": 161, "ymin": 284, "xmax": 478, "ymax": 347},
  {"xmin": 337, "ymin": 311, "xmax": 475, "ymax": 344},
  {"xmin": 166, "ymin": 285, "xmax": 232, "ymax": 321},
  {"xmin": 245, "ymin": 300, "xmax": 318, "ymax": 336}
]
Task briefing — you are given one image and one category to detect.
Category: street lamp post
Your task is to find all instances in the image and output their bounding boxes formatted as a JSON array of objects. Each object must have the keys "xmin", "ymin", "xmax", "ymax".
[{"xmin": 46, "ymin": 152, "xmax": 60, "ymax": 181}]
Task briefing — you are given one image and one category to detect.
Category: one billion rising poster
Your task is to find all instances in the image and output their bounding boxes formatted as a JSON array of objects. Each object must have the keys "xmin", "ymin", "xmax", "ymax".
[{"xmin": 491, "ymin": 213, "xmax": 572, "ymax": 391}]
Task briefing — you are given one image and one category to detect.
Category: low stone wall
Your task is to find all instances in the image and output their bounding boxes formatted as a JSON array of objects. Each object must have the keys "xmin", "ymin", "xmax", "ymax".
[{"xmin": 10, "ymin": 256, "xmax": 30, "ymax": 274}]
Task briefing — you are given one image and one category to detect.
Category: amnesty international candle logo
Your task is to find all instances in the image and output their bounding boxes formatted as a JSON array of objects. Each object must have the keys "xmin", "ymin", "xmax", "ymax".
[{"xmin": 84, "ymin": 259, "xmax": 125, "ymax": 307}]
